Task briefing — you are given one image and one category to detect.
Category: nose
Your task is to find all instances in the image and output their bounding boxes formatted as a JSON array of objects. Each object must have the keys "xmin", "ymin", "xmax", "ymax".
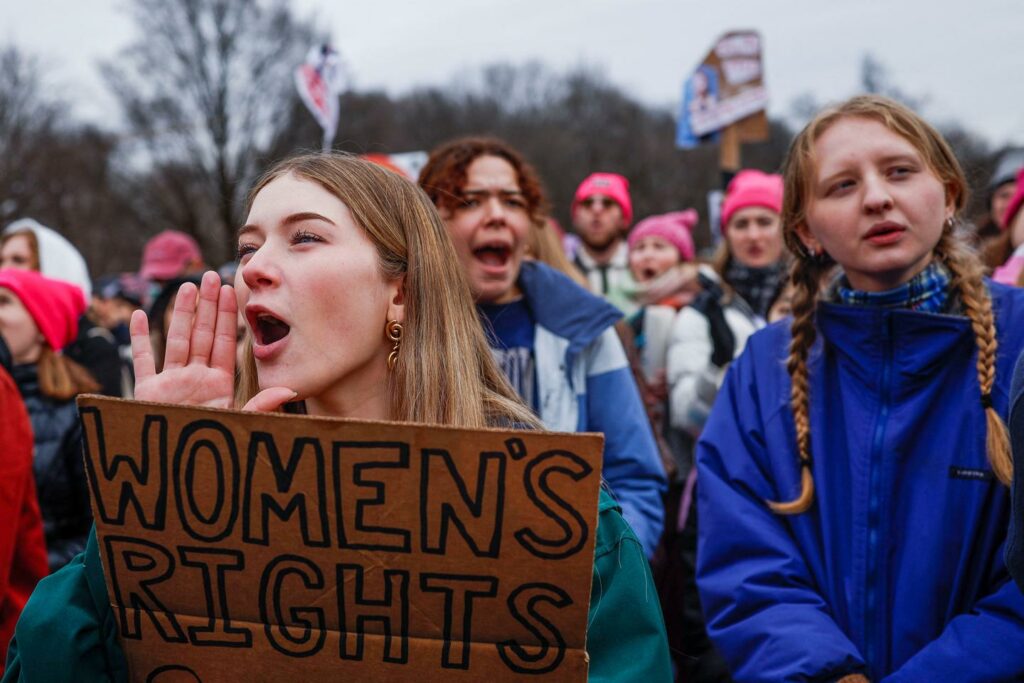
[
  {"xmin": 483, "ymin": 196, "xmax": 507, "ymax": 224},
  {"xmin": 239, "ymin": 245, "xmax": 280, "ymax": 291},
  {"xmin": 862, "ymin": 172, "xmax": 894, "ymax": 214}
]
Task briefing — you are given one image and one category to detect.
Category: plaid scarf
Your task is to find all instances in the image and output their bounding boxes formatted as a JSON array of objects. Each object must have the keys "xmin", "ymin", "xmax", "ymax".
[
  {"xmin": 830, "ymin": 261, "xmax": 953, "ymax": 314},
  {"xmin": 725, "ymin": 260, "xmax": 788, "ymax": 319}
]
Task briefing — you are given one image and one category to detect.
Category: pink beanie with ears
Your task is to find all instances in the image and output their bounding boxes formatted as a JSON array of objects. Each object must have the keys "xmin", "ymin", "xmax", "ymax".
[
  {"xmin": 628, "ymin": 210, "xmax": 698, "ymax": 262},
  {"xmin": 721, "ymin": 170, "xmax": 784, "ymax": 232},
  {"xmin": 0, "ymin": 269, "xmax": 86, "ymax": 352}
]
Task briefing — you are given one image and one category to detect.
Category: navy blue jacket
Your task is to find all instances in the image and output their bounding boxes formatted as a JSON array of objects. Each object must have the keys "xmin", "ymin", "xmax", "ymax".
[{"xmin": 697, "ymin": 283, "xmax": 1024, "ymax": 682}]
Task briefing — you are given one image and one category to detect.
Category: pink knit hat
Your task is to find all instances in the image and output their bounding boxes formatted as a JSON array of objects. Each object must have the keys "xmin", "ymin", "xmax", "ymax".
[
  {"xmin": 0, "ymin": 269, "xmax": 86, "ymax": 351},
  {"xmin": 572, "ymin": 173, "xmax": 633, "ymax": 225},
  {"xmin": 721, "ymin": 170, "xmax": 784, "ymax": 232},
  {"xmin": 628, "ymin": 210, "xmax": 698, "ymax": 262},
  {"xmin": 140, "ymin": 230, "xmax": 203, "ymax": 281},
  {"xmin": 1002, "ymin": 168, "xmax": 1024, "ymax": 230}
]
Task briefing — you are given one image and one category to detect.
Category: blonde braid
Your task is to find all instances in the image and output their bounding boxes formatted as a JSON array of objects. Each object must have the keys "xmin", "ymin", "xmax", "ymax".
[
  {"xmin": 935, "ymin": 232, "xmax": 1013, "ymax": 484},
  {"xmin": 768, "ymin": 256, "xmax": 829, "ymax": 514}
]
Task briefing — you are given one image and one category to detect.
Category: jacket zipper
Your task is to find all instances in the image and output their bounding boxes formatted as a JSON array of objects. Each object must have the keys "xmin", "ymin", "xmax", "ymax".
[{"xmin": 864, "ymin": 313, "xmax": 892, "ymax": 676}]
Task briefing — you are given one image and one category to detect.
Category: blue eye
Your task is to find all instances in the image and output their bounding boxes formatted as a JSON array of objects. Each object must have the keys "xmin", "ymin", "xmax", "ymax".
[
  {"xmin": 292, "ymin": 230, "xmax": 323, "ymax": 245},
  {"xmin": 236, "ymin": 243, "xmax": 256, "ymax": 262}
]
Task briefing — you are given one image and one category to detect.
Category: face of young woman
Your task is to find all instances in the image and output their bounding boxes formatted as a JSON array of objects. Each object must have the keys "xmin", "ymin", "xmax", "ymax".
[
  {"xmin": 0, "ymin": 287, "xmax": 43, "ymax": 364},
  {"xmin": 236, "ymin": 173, "xmax": 403, "ymax": 416},
  {"xmin": 799, "ymin": 117, "xmax": 952, "ymax": 292},
  {"xmin": 725, "ymin": 207, "xmax": 784, "ymax": 268},
  {"xmin": 442, "ymin": 155, "xmax": 531, "ymax": 305},
  {"xmin": 629, "ymin": 236, "xmax": 681, "ymax": 282},
  {"xmin": 0, "ymin": 235, "xmax": 35, "ymax": 270}
]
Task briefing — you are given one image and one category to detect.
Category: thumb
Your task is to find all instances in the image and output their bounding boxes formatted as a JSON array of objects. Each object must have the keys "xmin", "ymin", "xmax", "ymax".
[{"xmin": 242, "ymin": 387, "xmax": 299, "ymax": 413}]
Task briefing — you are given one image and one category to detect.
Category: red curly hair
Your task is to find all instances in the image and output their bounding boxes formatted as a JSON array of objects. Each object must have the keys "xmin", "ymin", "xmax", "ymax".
[{"xmin": 417, "ymin": 137, "xmax": 550, "ymax": 224}]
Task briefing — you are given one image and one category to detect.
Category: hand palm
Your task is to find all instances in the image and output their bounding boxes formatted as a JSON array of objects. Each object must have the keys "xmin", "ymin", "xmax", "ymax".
[{"xmin": 131, "ymin": 273, "xmax": 237, "ymax": 408}]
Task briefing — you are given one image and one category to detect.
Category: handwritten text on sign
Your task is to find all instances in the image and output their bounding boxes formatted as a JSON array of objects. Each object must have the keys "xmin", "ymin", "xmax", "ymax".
[{"xmin": 78, "ymin": 397, "xmax": 603, "ymax": 682}]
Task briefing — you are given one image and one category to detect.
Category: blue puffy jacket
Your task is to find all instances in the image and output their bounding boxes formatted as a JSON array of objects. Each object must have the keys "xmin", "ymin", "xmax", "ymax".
[
  {"xmin": 507, "ymin": 261, "xmax": 666, "ymax": 556},
  {"xmin": 696, "ymin": 283, "xmax": 1024, "ymax": 683}
]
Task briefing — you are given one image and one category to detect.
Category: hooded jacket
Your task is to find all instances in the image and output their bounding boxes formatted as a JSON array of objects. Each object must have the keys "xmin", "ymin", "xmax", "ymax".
[
  {"xmin": 513, "ymin": 261, "xmax": 667, "ymax": 556},
  {"xmin": 3, "ymin": 219, "xmax": 122, "ymax": 397},
  {"xmin": 696, "ymin": 282, "xmax": 1024, "ymax": 683}
]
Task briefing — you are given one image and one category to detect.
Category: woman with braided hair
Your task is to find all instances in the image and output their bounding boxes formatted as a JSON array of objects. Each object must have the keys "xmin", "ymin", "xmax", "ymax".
[{"xmin": 694, "ymin": 95, "xmax": 1024, "ymax": 683}]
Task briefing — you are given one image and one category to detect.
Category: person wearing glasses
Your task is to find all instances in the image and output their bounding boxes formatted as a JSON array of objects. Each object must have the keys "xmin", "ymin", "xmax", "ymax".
[{"xmin": 570, "ymin": 173, "xmax": 638, "ymax": 315}]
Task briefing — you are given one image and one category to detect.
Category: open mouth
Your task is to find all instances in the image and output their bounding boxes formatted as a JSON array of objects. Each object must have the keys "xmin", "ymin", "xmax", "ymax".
[
  {"xmin": 251, "ymin": 312, "xmax": 290, "ymax": 346},
  {"xmin": 473, "ymin": 244, "xmax": 512, "ymax": 268},
  {"xmin": 639, "ymin": 267, "xmax": 658, "ymax": 281}
]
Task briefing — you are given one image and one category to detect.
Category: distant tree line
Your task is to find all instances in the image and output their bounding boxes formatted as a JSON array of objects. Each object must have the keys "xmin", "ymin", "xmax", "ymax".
[{"xmin": 0, "ymin": 0, "xmax": 1008, "ymax": 274}]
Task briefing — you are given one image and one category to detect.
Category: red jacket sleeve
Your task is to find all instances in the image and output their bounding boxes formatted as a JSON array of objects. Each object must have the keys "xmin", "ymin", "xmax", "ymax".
[{"xmin": 0, "ymin": 367, "xmax": 48, "ymax": 662}]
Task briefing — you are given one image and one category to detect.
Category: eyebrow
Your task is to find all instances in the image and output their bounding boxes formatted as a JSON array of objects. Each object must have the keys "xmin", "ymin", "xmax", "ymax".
[
  {"xmin": 460, "ymin": 188, "xmax": 524, "ymax": 196},
  {"xmin": 237, "ymin": 212, "xmax": 336, "ymax": 239}
]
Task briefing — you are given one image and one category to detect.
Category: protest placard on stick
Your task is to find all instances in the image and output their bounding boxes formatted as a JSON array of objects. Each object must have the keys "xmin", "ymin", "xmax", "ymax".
[
  {"xmin": 676, "ymin": 30, "xmax": 770, "ymax": 171},
  {"xmin": 78, "ymin": 396, "xmax": 604, "ymax": 682}
]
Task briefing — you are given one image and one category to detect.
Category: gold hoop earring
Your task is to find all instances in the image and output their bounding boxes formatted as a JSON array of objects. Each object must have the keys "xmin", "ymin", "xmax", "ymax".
[{"xmin": 385, "ymin": 320, "xmax": 403, "ymax": 371}]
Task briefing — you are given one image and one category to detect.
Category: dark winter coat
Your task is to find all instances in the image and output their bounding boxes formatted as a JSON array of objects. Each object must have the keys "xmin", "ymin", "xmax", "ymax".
[{"xmin": 11, "ymin": 364, "xmax": 92, "ymax": 573}]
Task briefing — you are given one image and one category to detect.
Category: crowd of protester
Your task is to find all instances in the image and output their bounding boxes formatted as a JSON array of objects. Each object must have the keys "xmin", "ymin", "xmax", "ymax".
[{"xmin": 2, "ymin": 94, "xmax": 1024, "ymax": 682}]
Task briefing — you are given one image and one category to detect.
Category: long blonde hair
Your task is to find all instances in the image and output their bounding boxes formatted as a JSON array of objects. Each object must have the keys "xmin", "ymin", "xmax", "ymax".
[
  {"xmin": 236, "ymin": 153, "xmax": 539, "ymax": 430},
  {"xmin": 772, "ymin": 94, "xmax": 1012, "ymax": 515}
]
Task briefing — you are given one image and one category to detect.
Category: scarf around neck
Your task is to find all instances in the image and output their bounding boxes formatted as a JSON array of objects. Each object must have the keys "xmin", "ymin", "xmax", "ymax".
[
  {"xmin": 830, "ymin": 260, "xmax": 954, "ymax": 314},
  {"xmin": 725, "ymin": 259, "xmax": 788, "ymax": 319}
]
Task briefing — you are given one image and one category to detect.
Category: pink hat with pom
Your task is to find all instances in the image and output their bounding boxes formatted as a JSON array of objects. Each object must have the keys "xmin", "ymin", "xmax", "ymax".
[
  {"xmin": 628, "ymin": 210, "xmax": 698, "ymax": 262},
  {"xmin": 721, "ymin": 170, "xmax": 783, "ymax": 232}
]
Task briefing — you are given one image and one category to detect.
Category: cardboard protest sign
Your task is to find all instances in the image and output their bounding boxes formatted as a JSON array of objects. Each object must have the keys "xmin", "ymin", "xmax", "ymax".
[
  {"xmin": 676, "ymin": 30, "xmax": 770, "ymax": 150},
  {"xmin": 78, "ymin": 396, "xmax": 604, "ymax": 682}
]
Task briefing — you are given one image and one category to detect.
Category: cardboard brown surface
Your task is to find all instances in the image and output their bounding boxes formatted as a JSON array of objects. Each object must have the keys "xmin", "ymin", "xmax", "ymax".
[{"xmin": 78, "ymin": 396, "xmax": 604, "ymax": 682}]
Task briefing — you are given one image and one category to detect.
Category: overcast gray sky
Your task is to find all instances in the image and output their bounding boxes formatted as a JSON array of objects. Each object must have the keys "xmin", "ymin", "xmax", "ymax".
[{"xmin": 3, "ymin": 0, "xmax": 1023, "ymax": 146}]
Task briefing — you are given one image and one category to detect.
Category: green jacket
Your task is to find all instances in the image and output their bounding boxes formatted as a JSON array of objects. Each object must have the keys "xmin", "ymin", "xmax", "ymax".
[{"xmin": 3, "ymin": 488, "xmax": 671, "ymax": 682}]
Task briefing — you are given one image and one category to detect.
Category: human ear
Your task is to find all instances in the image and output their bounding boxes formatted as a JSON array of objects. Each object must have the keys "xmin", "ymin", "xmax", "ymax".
[
  {"xmin": 386, "ymin": 274, "xmax": 406, "ymax": 325},
  {"xmin": 794, "ymin": 222, "xmax": 823, "ymax": 257}
]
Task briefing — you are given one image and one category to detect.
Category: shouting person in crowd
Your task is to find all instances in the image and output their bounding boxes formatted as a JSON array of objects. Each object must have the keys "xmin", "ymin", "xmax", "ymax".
[
  {"xmin": 696, "ymin": 95, "xmax": 1024, "ymax": 682},
  {"xmin": 668, "ymin": 170, "xmax": 787, "ymax": 467},
  {"xmin": 0, "ymin": 269, "xmax": 98, "ymax": 573},
  {"xmin": 4, "ymin": 153, "xmax": 671, "ymax": 682},
  {"xmin": 625, "ymin": 209, "xmax": 701, "ymax": 466},
  {"xmin": 418, "ymin": 137, "xmax": 668, "ymax": 559},
  {"xmin": 0, "ymin": 335, "xmax": 48, "ymax": 672},
  {"xmin": 987, "ymin": 168, "xmax": 1024, "ymax": 286},
  {"xmin": 1, "ymin": 219, "xmax": 123, "ymax": 397},
  {"xmin": 570, "ymin": 172, "xmax": 638, "ymax": 315}
]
